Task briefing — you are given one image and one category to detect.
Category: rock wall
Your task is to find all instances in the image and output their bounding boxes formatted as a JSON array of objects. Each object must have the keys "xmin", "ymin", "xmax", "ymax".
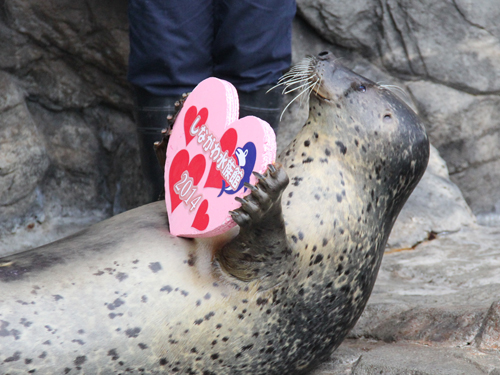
[
  {"xmin": 297, "ymin": 0, "xmax": 500, "ymax": 215},
  {"xmin": 0, "ymin": 0, "xmax": 149, "ymax": 254}
]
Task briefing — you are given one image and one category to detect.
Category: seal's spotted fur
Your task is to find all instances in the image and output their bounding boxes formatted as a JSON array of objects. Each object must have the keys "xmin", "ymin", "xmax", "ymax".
[{"xmin": 0, "ymin": 52, "xmax": 429, "ymax": 375}]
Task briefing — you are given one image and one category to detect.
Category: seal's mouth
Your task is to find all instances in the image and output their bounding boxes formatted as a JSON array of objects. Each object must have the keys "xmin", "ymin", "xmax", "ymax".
[
  {"xmin": 312, "ymin": 86, "xmax": 328, "ymax": 100},
  {"xmin": 268, "ymin": 56, "xmax": 324, "ymax": 119}
]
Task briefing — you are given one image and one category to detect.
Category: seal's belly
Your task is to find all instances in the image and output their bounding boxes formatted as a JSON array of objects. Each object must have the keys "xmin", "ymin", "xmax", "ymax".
[{"xmin": 0, "ymin": 203, "xmax": 270, "ymax": 374}]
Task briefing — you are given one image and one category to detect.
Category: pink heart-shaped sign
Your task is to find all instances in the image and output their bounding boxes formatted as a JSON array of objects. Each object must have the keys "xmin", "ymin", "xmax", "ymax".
[{"xmin": 165, "ymin": 77, "xmax": 276, "ymax": 237}]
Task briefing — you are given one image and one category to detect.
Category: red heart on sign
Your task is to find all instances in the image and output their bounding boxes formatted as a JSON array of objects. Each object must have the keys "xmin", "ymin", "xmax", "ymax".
[
  {"xmin": 191, "ymin": 199, "xmax": 209, "ymax": 230},
  {"xmin": 204, "ymin": 128, "xmax": 238, "ymax": 189},
  {"xmin": 184, "ymin": 106, "xmax": 209, "ymax": 146},
  {"xmin": 168, "ymin": 150, "xmax": 206, "ymax": 212}
]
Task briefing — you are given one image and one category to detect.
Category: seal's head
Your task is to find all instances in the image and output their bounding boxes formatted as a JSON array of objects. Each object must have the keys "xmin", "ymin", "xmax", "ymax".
[
  {"xmin": 279, "ymin": 50, "xmax": 429, "ymax": 237},
  {"xmin": 318, "ymin": 52, "xmax": 428, "ymax": 221},
  {"xmin": 312, "ymin": 51, "xmax": 429, "ymax": 178}
]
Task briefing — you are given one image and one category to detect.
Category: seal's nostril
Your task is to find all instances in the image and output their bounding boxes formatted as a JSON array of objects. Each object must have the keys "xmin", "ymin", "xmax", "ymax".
[{"xmin": 318, "ymin": 51, "xmax": 330, "ymax": 57}]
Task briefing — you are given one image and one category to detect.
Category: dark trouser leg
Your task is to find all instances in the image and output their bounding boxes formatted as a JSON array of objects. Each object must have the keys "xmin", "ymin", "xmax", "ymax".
[
  {"xmin": 127, "ymin": 0, "xmax": 214, "ymax": 97},
  {"xmin": 128, "ymin": 0, "xmax": 214, "ymax": 201},
  {"xmin": 213, "ymin": 0, "xmax": 296, "ymax": 131},
  {"xmin": 134, "ymin": 87, "xmax": 178, "ymax": 202},
  {"xmin": 238, "ymin": 85, "xmax": 283, "ymax": 133}
]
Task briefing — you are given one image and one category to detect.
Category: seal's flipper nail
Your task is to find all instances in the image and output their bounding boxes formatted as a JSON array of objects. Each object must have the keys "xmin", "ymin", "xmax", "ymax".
[
  {"xmin": 253, "ymin": 171, "xmax": 265, "ymax": 180},
  {"xmin": 244, "ymin": 183, "xmax": 257, "ymax": 192}
]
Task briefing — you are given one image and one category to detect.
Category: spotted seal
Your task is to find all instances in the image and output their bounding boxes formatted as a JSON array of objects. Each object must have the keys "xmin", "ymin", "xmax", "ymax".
[{"xmin": 0, "ymin": 51, "xmax": 429, "ymax": 375}]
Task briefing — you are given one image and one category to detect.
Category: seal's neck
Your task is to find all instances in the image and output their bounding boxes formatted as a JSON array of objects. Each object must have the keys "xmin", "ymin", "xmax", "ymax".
[{"xmin": 278, "ymin": 100, "xmax": 398, "ymax": 296}]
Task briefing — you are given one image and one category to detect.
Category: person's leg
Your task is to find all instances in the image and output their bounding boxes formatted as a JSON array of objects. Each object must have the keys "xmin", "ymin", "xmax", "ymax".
[
  {"xmin": 236, "ymin": 85, "xmax": 285, "ymax": 134},
  {"xmin": 213, "ymin": 0, "xmax": 296, "ymax": 132},
  {"xmin": 128, "ymin": 0, "xmax": 214, "ymax": 96},
  {"xmin": 128, "ymin": 0, "xmax": 214, "ymax": 201},
  {"xmin": 132, "ymin": 87, "xmax": 178, "ymax": 201}
]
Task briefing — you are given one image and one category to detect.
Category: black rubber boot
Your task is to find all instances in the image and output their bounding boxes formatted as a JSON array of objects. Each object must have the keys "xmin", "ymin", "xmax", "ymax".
[
  {"xmin": 134, "ymin": 86, "xmax": 178, "ymax": 202},
  {"xmin": 238, "ymin": 85, "xmax": 283, "ymax": 133}
]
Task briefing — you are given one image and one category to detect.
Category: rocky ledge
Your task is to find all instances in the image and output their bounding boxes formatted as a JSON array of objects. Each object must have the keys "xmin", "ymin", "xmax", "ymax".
[{"xmin": 312, "ymin": 226, "xmax": 500, "ymax": 374}]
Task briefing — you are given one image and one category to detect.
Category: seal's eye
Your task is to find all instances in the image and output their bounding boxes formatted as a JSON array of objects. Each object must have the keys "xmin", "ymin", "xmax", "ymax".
[
  {"xmin": 383, "ymin": 113, "xmax": 393, "ymax": 122},
  {"xmin": 357, "ymin": 84, "xmax": 366, "ymax": 92}
]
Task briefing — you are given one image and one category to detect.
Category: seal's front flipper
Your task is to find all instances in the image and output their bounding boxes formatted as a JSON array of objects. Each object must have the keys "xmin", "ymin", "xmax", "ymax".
[
  {"xmin": 231, "ymin": 164, "xmax": 288, "ymax": 228},
  {"xmin": 217, "ymin": 163, "xmax": 290, "ymax": 285},
  {"xmin": 154, "ymin": 93, "xmax": 190, "ymax": 171}
]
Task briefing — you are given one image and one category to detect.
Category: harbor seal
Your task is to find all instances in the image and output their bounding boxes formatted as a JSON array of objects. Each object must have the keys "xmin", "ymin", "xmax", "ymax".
[{"xmin": 0, "ymin": 51, "xmax": 429, "ymax": 375}]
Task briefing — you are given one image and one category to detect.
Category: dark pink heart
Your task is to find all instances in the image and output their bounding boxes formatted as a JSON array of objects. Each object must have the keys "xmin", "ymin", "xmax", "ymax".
[
  {"xmin": 191, "ymin": 199, "xmax": 209, "ymax": 231},
  {"xmin": 204, "ymin": 128, "xmax": 238, "ymax": 189},
  {"xmin": 184, "ymin": 106, "xmax": 208, "ymax": 146},
  {"xmin": 168, "ymin": 150, "xmax": 206, "ymax": 213}
]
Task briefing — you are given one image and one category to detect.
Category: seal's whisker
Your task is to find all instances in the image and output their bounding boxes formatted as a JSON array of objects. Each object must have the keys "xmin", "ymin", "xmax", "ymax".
[
  {"xmin": 379, "ymin": 83, "xmax": 406, "ymax": 95},
  {"xmin": 269, "ymin": 73, "xmax": 313, "ymax": 94},
  {"xmin": 303, "ymin": 80, "xmax": 320, "ymax": 104},
  {"xmin": 378, "ymin": 83, "xmax": 413, "ymax": 107},
  {"xmin": 280, "ymin": 66, "xmax": 310, "ymax": 77},
  {"xmin": 279, "ymin": 72, "xmax": 302, "ymax": 81},
  {"xmin": 278, "ymin": 59, "xmax": 315, "ymax": 80},
  {"xmin": 282, "ymin": 63, "xmax": 312, "ymax": 74},
  {"xmin": 281, "ymin": 70, "xmax": 313, "ymax": 80},
  {"xmin": 277, "ymin": 77, "xmax": 309, "ymax": 87},
  {"xmin": 378, "ymin": 83, "xmax": 407, "ymax": 97},
  {"xmin": 279, "ymin": 70, "xmax": 311, "ymax": 81},
  {"xmin": 279, "ymin": 79, "xmax": 318, "ymax": 120},
  {"xmin": 277, "ymin": 70, "xmax": 313, "ymax": 85},
  {"xmin": 306, "ymin": 77, "xmax": 321, "ymax": 100},
  {"xmin": 269, "ymin": 75, "xmax": 305, "ymax": 92},
  {"xmin": 269, "ymin": 56, "xmax": 319, "ymax": 120},
  {"xmin": 281, "ymin": 81, "xmax": 314, "ymax": 95}
]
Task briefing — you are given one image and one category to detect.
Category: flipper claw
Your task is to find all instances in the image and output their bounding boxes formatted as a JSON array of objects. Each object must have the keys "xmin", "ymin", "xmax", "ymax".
[
  {"xmin": 154, "ymin": 93, "xmax": 190, "ymax": 171},
  {"xmin": 217, "ymin": 164, "xmax": 290, "ymax": 284}
]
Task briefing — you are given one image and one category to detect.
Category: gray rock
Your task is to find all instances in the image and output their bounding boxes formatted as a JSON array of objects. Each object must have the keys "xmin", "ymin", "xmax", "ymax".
[
  {"xmin": 387, "ymin": 144, "xmax": 476, "ymax": 250},
  {"xmin": 298, "ymin": 0, "xmax": 500, "ymax": 93},
  {"xmin": 0, "ymin": 73, "xmax": 49, "ymax": 231},
  {"xmin": 83, "ymin": 105, "xmax": 148, "ymax": 215},
  {"xmin": 0, "ymin": 71, "xmax": 24, "ymax": 111},
  {"xmin": 408, "ymin": 80, "xmax": 500, "ymax": 214},
  {"xmin": 349, "ymin": 344, "xmax": 486, "ymax": 375},
  {"xmin": 28, "ymin": 103, "xmax": 107, "ymax": 214},
  {"xmin": 297, "ymin": 0, "xmax": 381, "ymax": 55},
  {"xmin": 1, "ymin": 0, "xmax": 132, "ymax": 115},
  {"xmin": 352, "ymin": 226, "xmax": 500, "ymax": 345},
  {"xmin": 312, "ymin": 339, "xmax": 500, "ymax": 375},
  {"xmin": 475, "ymin": 300, "xmax": 500, "ymax": 350},
  {"xmin": 3, "ymin": 0, "xmax": 129, "ymax": 76},
  {"xmin": 22, "ymin": 59, "xmax": 96, "ymax": 110},
  {"xmin": 0, "ymin": 0, "xmax": 149, "ymax": 256},
  {"xmin": 310, "ymin": 225, "xmax": 500, "ymax": 374},
  {"xmin": 477, "ymin": 201, "xmax": 500, "ymax": 227},
  {"xmin": 0, "ymin": 19, "xmax": 44, "ymax": 70}
]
